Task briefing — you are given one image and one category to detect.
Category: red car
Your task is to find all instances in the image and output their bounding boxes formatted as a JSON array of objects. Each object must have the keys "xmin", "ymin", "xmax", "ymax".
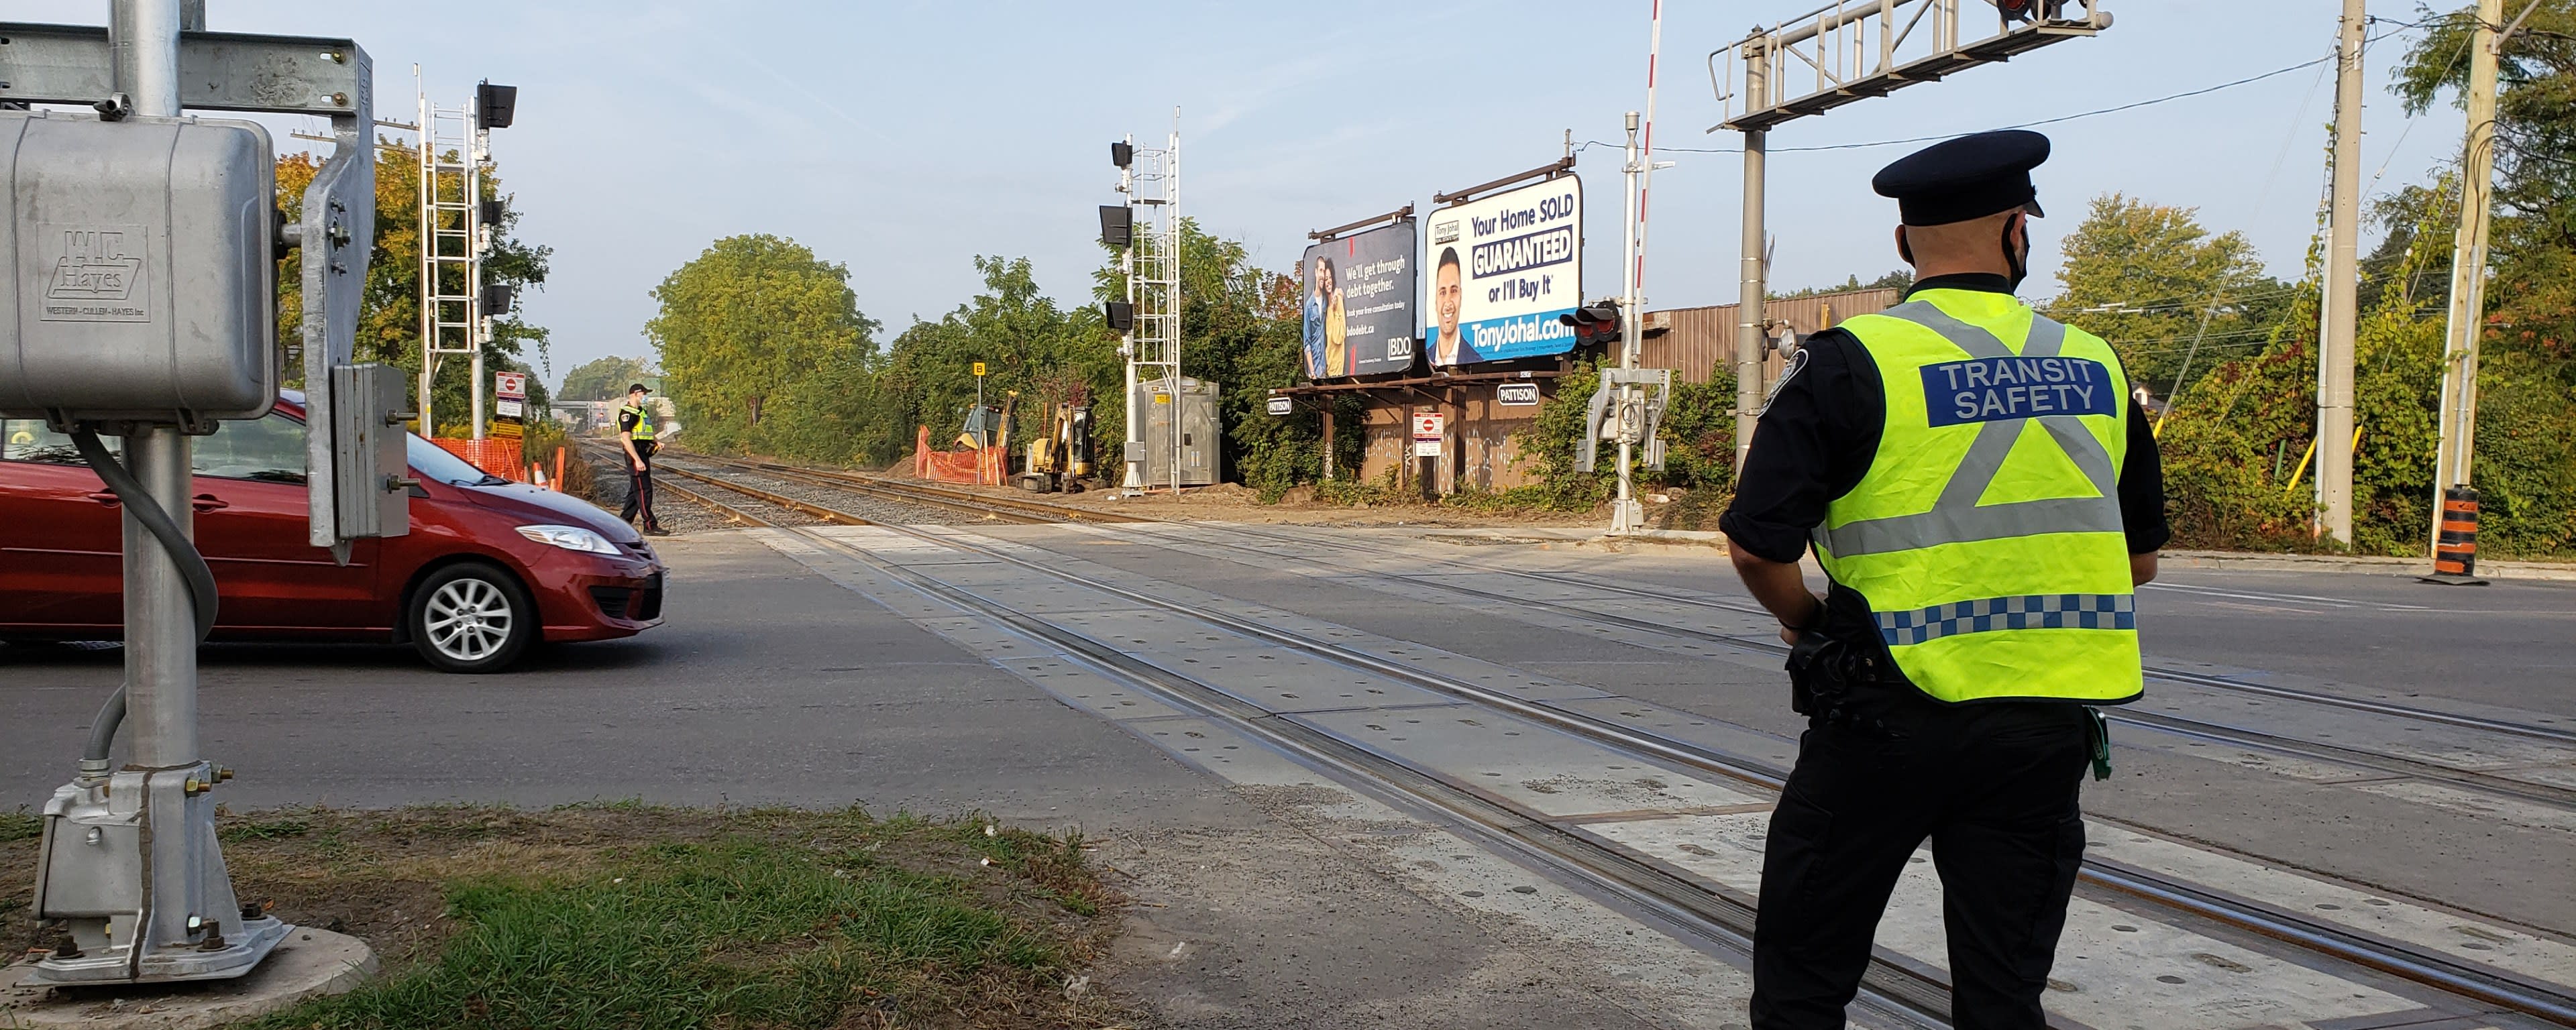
[{"xmin": 0, "ymin": 392, "xmax": 663, "ymax": 673}]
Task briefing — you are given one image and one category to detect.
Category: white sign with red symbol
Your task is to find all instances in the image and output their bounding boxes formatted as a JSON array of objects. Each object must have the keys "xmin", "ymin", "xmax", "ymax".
[
  {"xmin": 1413, "ymin": 410, "xmax": 1444, "ymax": 457},
  {"xmin": 495, "ymin": 371, "xmax": 527, "ymax": 400}
]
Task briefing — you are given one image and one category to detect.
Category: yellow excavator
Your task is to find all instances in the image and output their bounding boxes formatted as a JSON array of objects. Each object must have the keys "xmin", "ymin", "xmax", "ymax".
[{"xmin": 1017, "ymin": 402, "xmax": 1093, "ymax": 493}]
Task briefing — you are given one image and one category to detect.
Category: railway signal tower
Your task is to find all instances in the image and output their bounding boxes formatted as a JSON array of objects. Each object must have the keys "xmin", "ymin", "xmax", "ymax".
[{"xmin": 1109, "ymin": 117, "xmax": 1182, "ymax": 493}]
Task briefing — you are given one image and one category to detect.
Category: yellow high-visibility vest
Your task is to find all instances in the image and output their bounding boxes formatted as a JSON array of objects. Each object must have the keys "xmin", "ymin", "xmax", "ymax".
[
  {"xmin": 1815, "ymin": 288, "xmax": 2142, "ymax": 704},
  {"xmin": 621, "ymin": 403, "xmax": 656, "ymax": 442}
]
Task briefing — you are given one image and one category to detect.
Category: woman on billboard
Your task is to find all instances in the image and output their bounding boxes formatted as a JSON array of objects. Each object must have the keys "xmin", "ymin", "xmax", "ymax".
[
  {"xmin": 1320, "ymin": 259, "xmax": 1350, "ymax": 377},
  {"xmin": 1303, "ymin": 255, "xmax": 1331, "ymax": 378}
]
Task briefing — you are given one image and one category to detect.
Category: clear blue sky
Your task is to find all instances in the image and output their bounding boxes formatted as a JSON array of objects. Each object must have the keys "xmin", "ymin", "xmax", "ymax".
[{"xmin": 10, "ymin": 1, "xmax": 2467, "ymax": 390}]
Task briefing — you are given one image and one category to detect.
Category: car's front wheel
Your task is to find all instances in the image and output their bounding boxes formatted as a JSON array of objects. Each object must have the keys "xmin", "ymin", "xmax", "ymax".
[{"xmin": 409, "ymin": 563, "xmax": 535, "ymax": 673}]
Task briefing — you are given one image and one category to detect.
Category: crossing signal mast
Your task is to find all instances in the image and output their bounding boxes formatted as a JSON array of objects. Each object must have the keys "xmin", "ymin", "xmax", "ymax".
[
  {"xmin": 1710, "ymin": 0, "xmax": 2114, "ymax": 469},
  {"xmin": 3, "ymin": 0, "xmax": 397, "ymax": 985},
  {"xmin": 416, "ymin": 75, "xmax": 517, "ymax": 439}
]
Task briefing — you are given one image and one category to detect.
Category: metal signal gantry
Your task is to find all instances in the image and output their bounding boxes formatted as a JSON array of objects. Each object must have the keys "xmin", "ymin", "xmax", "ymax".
[{"xmin": 1707, "ymin": 0, "xmax": 2114, "ymax": 470}]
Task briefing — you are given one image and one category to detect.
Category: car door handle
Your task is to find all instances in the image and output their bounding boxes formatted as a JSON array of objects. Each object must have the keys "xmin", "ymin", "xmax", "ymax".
[
  {"xmin": 85, "ymin": 490, "xmax": 120, "ymax": 508},
  {"xmin": 191, "ymin": 494, "xmax": 229, "ymax": 513}
]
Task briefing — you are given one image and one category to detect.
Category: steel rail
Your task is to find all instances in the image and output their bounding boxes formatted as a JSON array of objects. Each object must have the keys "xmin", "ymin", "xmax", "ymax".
[
  {"xmin": 657, "ymin": 450, "xmax": 2576, "ymax": 750},
  {"xmin": 672, "ymin": 469, "xmax": 2576, "ymax": 1027},
  {"xmin": 1165, "ymin": 537, "xmax": 2576, "ymax": 813},
  {"xmin": 663, "ymin": 449, "xmax": 2576, "ymax": 791},
  {"xmin": 1202, "ymin": 522, "xmax": 2576, "ymax": 748},
  {"xmin": 654, "ymin": 478, "xmax": 781, "ymax": 528},
  {"xmin": 652, "ymin": 462, "xmax": 879, "ymax": 527},
  {"xmin": 673, "ymin": 451, "xmax": 1154, "ymax": 524}
]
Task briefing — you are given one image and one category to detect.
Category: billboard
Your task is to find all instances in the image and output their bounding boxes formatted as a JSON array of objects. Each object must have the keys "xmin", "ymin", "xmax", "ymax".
[
  {"xmin": 1301, "ymin": 219, "xmax": 1418, "ymax": 379},
  {"xmin": 1426, "ymin": 176, "xmax": 1583, "ymax": 367}
]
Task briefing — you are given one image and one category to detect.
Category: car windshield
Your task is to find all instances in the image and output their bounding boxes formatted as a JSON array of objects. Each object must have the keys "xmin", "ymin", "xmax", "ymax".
[{"xmin": 406, "ymin": 434, "xmax": 510, "ymax": 487}]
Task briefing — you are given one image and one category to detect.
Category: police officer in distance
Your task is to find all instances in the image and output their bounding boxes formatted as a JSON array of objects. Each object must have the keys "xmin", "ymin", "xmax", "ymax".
[
  {"xmin": 1717, "ymin": 129, "xmax": 2168, "ymax": 1029},
  {"xmin": 617, "ymin": 382, "xmax": 669, "ymax": 536}
]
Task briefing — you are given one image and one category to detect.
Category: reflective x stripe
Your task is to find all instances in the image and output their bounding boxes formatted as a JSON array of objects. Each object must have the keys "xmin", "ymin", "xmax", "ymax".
[
  {"xmin": 1817, "ymin": 301, "xmax": 2124, "ymax": 558},
  {"xmin": 1874, "ymin": 593, "xmax": 2136, "ymax": 646}
]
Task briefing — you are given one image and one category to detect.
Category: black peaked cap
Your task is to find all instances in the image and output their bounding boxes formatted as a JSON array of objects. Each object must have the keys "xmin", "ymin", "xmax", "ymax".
[{"xmin": 1871, "ymin": 129, "xmax": 2050, "ymax": 226}]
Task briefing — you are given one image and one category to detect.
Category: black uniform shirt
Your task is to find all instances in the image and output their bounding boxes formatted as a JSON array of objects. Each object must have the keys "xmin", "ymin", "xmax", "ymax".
[
  {"xmin": 618, "ymin": 404, "xmax": 649, "ymax": 442},
  {"xmin": 1719, "ymin": 273, "xmax": 2170, "ymax": 566}
]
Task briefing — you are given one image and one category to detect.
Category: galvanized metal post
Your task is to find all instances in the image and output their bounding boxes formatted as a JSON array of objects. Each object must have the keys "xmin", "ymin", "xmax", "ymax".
[
  {"xmin": 1735, "ymin": 127, "xmax": 1767, "ymax": 472},
  {"xmin": 1167, "ymin": 117, "xmax": 1183, "ymax": 496},
  {"xmin": 112, "ymin": 0, "xmax": 223, "ymax": 973},
  {"xmin": 1120, "ymin": 130, "xmax": 1139, "ymax": 491},
  {"xmin": 2315, "ymin": 0, "xmax": 2365, "ymax": 545},
  {"xmin": 1612, "ymin": 111, "xmax": 1644, "ymax": 535},
  {"xmin": 468, "ymin": 99, "xmax": 489, "ymax": 442}
]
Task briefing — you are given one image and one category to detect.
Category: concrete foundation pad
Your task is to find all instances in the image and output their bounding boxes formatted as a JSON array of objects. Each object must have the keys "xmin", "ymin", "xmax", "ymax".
[{"xmin": 0, "ymin": 928, "xmax": 376, "ymax": 1029}]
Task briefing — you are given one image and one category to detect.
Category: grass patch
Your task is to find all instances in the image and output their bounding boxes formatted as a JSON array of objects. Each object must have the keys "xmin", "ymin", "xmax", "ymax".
[
  {"xmin": 221, "ymin": 817, "xmax": 315, "ymax": 842},
  {"xmin": 1, "ymin": 805, "xmax": 1128, "ymax": 1029},
  {"xmin": 0, "ymin": 807, "xmax": 39, "ymax": 843}
]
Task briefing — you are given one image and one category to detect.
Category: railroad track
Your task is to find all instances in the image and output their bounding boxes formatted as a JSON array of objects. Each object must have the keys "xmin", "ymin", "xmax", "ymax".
[
  {"xmin": 677, "ymin": 453, "xmax": 2573, "ymax": 750},
  {"xmin": 656, "ymin": 450, "xmax": 2576, "ymax": 808},
  {"xmin": 649, "ymin": 466, "xmax": 2576, "ymax": 1028},
  {"xmin": 1160, "ymin": 521, "xmax": 2576, "ymax": 803},
  {"xmin": 1213, "ymin": 522, "xmax": 2576, "ymax": 748},
  {"xmin": 669, "ymin": 451, "xmax": 1156, "ymax": 525},
  {"xmin": 643, "ymin": 449, "xmax": 2575, "ymax": 805}
]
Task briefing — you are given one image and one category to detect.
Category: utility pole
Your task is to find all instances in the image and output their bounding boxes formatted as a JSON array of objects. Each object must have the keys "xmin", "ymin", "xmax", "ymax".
[
  {"xmin": 2429, "ymin": 0, "xmax": 2504, "ymax": 569},
  {"xmin": 2316, "ymin": 0, "xmax": 2366, "ymax": 545}
]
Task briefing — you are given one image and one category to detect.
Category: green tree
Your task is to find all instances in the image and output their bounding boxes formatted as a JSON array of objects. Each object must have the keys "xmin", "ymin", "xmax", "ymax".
[
  {"xmin": 646, "ymin": 235, "xmax": 878, "ymax": 449},
  {"xmin": 561, "ymin": 355, "xmax": 657, "ymax": 402},
  {"xmin": 1774, "ymin": 269, "xmax": 1913, "ymax": 300},
  {"xmin": 274, "ymin": 144, "xmax": 552, "ymax": 434},
  {"xmin": 872, "ymin": 255, "xmax": 1109, "ymax": 467},
  {"xmin": 2045, "ymin": 194, "xmax": 2279, "ymax": 400}
]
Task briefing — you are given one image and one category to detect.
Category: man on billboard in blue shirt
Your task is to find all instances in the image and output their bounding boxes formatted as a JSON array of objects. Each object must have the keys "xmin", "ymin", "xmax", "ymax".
[{"xmin": 1432, "ymin": 247, "xmax": 1466, "ymax": 367}]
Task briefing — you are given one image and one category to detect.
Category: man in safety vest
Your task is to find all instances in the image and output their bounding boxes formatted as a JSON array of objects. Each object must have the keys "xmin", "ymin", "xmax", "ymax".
[
  {"xmin": 618, "ymin": 383, "xmax": 669, "ymax": 536},
  {"xmin": 1719, "ymin": 129, "xmax": 2168, "ymax": 1029}
]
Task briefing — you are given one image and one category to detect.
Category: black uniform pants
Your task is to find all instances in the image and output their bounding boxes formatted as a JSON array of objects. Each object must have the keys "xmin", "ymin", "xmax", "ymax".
[
  {"xmin": 619, "ymin": 441, "xmax": 659, "ymax": 529},
  {"xmin": 1750, "ymin": 698, "xmax": 2092, "ymax": 1029}
]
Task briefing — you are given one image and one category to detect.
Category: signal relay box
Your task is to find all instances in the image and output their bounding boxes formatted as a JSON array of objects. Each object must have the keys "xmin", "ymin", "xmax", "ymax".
[{"xmin": 0, "ymin": 111, "xmax": 278, "ymax": 424}]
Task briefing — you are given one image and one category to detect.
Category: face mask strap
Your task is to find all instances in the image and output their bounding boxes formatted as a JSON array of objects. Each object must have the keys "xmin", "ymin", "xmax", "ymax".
[{"xmin": 2001, "ymin": 217, "xmax": 2029, "ymax": 290}]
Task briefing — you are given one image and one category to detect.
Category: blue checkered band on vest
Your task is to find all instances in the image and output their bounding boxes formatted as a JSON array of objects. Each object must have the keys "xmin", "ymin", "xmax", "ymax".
[{"xmin": 1873, "ymin": 593, "xmax": 2137, "ymax": 646}]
